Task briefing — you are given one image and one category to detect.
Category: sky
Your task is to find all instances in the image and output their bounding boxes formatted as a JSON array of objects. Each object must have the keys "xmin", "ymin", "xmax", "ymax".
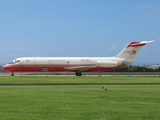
[{"xmin": 0, "ymin": 0, "xmax": 160, "ymax": 65}]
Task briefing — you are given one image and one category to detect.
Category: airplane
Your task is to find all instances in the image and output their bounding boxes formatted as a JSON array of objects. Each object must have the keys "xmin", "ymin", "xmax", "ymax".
[
  {"xmin": 3, "ymin": 40, "xmax": 154, "ymax": 76},
  {"xmin": 146, "ymin": 64, "xmax": 160, "ymax": 70}
]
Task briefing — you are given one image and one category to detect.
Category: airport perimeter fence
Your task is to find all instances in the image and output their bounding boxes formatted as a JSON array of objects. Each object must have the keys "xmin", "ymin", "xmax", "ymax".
[{"xmin": 0, "ymin": 63, "xmax": 160, "ymax": 76}]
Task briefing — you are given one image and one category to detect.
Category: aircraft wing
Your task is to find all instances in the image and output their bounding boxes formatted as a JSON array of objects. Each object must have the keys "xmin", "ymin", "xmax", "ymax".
[{"xmin": 64, "ymin": 65, "xmax": 96, "ymax": 71}]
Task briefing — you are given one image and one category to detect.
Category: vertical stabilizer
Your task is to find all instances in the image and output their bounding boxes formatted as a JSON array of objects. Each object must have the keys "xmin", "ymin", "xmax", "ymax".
[{"xmin": 116, "ymin": 40, "xmax": 154, "ymax": 59}]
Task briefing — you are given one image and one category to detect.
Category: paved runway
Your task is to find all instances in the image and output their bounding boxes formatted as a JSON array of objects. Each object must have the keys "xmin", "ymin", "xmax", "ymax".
[{"xmin": 0, "ymin": 71, "xmax": 160, "ymax": 76}]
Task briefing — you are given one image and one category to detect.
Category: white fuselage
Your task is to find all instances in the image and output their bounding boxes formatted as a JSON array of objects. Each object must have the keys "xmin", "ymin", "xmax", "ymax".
[{"xmin": 3, "ymin": 57, "xmax": 134, "ymax": 73}]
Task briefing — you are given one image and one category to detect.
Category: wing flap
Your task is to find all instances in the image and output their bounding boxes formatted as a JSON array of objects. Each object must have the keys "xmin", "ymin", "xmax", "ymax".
[{"xmin": 64, "ymin": 65, "xmax": 96, "ymax": 71}]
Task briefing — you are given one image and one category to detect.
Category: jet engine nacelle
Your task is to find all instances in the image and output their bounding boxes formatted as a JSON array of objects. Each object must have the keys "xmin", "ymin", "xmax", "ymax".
[{"xmin": 97, "ymin": 61, "xmax": 118, "ymax": 67}]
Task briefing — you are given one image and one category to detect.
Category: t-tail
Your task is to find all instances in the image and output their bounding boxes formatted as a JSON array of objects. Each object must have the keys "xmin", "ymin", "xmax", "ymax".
[{"xmin": 116, "ymin": 40, "xmax": 154, "ymax": 59}]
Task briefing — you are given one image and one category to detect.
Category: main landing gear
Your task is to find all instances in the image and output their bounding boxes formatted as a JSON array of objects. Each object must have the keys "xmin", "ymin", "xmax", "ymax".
[
  {"xmin": 76, "ymin": 71, "xmax": 82, "ymax": 76},
  {"xmin": 11, "ymin": 73, "xmax": 14, "ymax": 76}
]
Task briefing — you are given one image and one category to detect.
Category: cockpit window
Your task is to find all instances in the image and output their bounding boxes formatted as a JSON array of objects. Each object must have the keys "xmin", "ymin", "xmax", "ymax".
[
  {"xmin": 16, "ymin": 60, "xmax": 20, "ymax": 63},
  {"xmin": 8, "ymin": 59, "xmax": 20, "ymax": 64}
]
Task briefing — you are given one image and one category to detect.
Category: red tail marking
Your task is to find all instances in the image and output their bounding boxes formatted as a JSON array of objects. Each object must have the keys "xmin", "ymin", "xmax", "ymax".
[{"xmin": 127, "ymin": 42, "xmax": 146, "ymax": 48}]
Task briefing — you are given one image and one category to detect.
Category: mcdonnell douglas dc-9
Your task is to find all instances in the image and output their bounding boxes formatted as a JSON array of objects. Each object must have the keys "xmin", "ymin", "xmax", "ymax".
[{"xmin": 3, "ymin": 40, "xmax": 154, "ymax": 76}]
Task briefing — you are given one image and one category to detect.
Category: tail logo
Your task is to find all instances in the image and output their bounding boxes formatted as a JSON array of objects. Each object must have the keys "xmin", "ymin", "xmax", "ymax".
[{"xmin": 130, "ymin": 49, "xmax": 136, "ymax": 55}]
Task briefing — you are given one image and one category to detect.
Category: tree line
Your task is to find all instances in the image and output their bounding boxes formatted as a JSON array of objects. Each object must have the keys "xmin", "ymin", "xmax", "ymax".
[{"xmin": 113, "ymin": 65, "xmax": 160, "ymax": 72}]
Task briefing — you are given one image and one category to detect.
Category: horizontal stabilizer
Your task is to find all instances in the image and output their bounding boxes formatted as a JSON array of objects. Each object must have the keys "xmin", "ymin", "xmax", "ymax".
[
  {"xmin": 127, "ymin": 40, "xmax": 154, "ymax": 48},
  {"xmin": 141, "ymin": 40, "xmax": 155, "ymax": 44}
]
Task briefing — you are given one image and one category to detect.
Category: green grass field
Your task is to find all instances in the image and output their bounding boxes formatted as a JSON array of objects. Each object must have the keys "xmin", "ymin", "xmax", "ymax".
[
  {"xmin": 0, "ymin": 76, "xmax": 160, "ymax": 120},
  {"xmin": 0, "ymin": 76, "xmax": 160, "ymax": 84}
]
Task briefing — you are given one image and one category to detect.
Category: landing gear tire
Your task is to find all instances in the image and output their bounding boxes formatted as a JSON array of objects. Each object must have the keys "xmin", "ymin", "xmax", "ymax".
[
  {"xmin": 11, "ymin": 73, "xmax": 14, "ymax": 76},
  {"xmin": 76, "ymin": 71, "xmax": 82, "ymax": 76}
]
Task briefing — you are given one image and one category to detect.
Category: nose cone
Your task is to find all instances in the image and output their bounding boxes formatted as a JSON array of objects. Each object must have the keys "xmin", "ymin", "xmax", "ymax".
[
  {"xmin": 3, "ymin": 65, "xmax": 11, "ymax": 72},
  {"xmin": 3, "ymin": 65, "xmax": 7, "ymax": 71},
  {"xmin": 3, "ymin": 65, "xmax": 20, "ymax": 72}
]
